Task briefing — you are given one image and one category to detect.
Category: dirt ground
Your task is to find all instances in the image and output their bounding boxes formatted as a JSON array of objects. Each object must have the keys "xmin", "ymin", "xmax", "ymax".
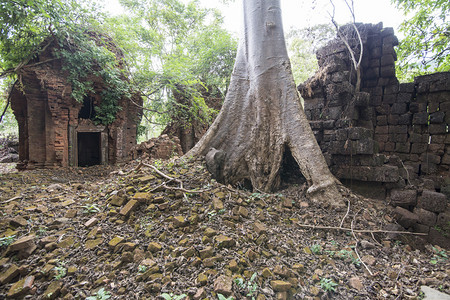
[{"xmin": 0, "ymin": 158, "xmax": 449, "ymax": 299}]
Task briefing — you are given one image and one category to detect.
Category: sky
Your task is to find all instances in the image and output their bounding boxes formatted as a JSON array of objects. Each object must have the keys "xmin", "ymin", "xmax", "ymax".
[{"xmin": 102, "ymin": 0, "xmax": 405, "ymax": 37}]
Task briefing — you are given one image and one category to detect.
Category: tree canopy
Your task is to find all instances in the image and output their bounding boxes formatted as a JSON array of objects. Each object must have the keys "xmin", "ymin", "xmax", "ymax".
[
  {"xmin": 392, "ymin": 0, "xmax": 450, "ymax": 81},
  {"xmin": 106, "ymin": 0, "xmax": 237, "ymax": 136}
]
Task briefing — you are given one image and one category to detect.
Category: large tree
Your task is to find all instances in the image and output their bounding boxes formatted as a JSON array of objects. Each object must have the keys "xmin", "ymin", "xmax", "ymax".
[{"xmin": 187, "ymin": 0, "xmax": 344, "ymax": 206}]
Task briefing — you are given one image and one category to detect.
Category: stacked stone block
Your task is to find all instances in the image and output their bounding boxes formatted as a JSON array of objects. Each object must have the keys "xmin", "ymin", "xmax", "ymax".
[{"xmin": 298, "ymin": 23, "xmax": 449, "ymax": 246}]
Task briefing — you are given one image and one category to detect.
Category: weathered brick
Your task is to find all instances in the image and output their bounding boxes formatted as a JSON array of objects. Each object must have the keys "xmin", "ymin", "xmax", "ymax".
[
  {"xmin": 393, "ymin": 207, "xmax": 419, "ymax": 228},
  {"xmin": 390, "ymin": 189, "xmax": 417, "ymax": 207},
  {"xmin": 413, "ymin": 207, "xmax": 437, "ymax": 226},
  {"xmin": 119, "ymin": 200, "xmax": 139, "ymax": 216},
  {"xmin": 417, "ymin": 191, "xmax": 447, "ymax": 213}
]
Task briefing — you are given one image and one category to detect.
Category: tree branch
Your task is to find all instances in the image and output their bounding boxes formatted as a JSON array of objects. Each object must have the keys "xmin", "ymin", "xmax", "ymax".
[{"xmin": 0, "ymin": 80, "xmax": 18, "ymax": 124}]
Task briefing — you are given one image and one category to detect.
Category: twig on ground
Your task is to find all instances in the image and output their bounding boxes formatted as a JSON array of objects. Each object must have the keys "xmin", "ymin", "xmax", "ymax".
[
  {"xmin": 351, "ymin": 212, "xmax": 374, "ymax": 276},
  {"xmin": 340, "ymin": 199, "xmax": 351, "ymax": 228},
  {"xmin": 143, "ymin": 163, "xmax": 184, "ymax": 189},
  {"xmin": 1, "ymin": 196, "xmax": 22, "ymax": 204},
  {"xmin": 161, "ymin": 185, "xmax": 208, "ymax": 194},
  {"xmin": 295, "ymin": 223, "xmax": 428, "ymax": 236}
]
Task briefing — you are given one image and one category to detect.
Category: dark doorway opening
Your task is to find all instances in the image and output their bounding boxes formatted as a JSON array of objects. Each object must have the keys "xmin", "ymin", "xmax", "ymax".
[
  {"xmin": 78, "ymin": 132, "xmax": 101, "ymax": 167},
  {"xmin": 280, "ymin": 146, "xmax": 306, "ymax": 187}
]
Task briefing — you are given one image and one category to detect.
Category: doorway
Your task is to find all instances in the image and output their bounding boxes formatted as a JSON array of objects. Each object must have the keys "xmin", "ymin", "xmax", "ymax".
[{"xmin": 77, "ymin": 132, "xmax": 101, "ymax": 167}]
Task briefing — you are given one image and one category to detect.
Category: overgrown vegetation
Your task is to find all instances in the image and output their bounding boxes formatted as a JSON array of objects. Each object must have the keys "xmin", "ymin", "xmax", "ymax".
[{"xmin": 392, "ymin": 0, "xmax": 449, "ymax": 81}]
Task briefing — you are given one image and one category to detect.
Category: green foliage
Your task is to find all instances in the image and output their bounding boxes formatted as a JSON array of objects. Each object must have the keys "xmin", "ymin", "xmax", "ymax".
[
  {"xmin": 286, "ymin": 24, "xmax": 335, "ymax": 84},
  {"xmin": 138, "ymin": 265, "xmax": 148, "ymax": 273},
  {"xmin": 82, "ymin": 204, "xmax": 101, "ymax": 214},
  {"xmin": 54, "ymin": 263, "xmax": 67, "ymax": 280},
  {"xmin": 0, "ymin": 235, "xmax": 15, "ymax": 247},
  {"xmin": 234, "ymin": 272, "xmax": 258, "ymax": 299},
  {"xmin": 393, "ymin": 0, "xmax": 450, "ymax": 81},
  {"xmin": 217, "ymin": 294, "xmax": 234, "ymax": 300},
  {"xmin": 160, "ymin": 293, "xmax": 187, "ymax": 300},
  {"xmin": 86, "ymin": 288, "xmax": 111, "ymax": 300},
  {"xmin": 320, "ymin": 277, "xmax": 338, "ymax": 293},
  {"xmin": 0, "ymin": 0, "xmax": 131, "ymax": 126},
  {"xmin": 335, "ymin": 249, "xmax": 361, "ymax": 266},
  {"xmin": 310, "ymin": 244, "xmax": 323, "ymax": 255},
  {"xmin": 430, "ymin": 246, "xmax": 448, "ymax": 264},
  {"xmin": 106, "ymin": 0, "xmax": 237, "ymax": 134}
]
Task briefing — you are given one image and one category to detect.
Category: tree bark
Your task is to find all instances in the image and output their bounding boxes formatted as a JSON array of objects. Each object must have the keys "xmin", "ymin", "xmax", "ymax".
[{"xmin": 186, "ymin": 0, "xmax": 343, "ymax": 207}]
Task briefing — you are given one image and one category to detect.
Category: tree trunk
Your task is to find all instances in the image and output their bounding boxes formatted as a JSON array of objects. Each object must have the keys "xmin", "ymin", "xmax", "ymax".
[{"xmin": 186, "ymin": 0, "xmax": 343, "ymax": 206}]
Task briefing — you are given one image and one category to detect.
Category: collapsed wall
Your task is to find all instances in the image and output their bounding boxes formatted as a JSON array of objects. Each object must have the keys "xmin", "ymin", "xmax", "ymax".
[{"xmin": 298, "ymin": 23, "xmax": 449, "ymax": 246}]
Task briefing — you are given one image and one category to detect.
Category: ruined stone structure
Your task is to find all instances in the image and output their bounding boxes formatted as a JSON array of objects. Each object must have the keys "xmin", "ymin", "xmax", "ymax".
[
  {"xmin": 299, "ymin": 23, "xmax": 449, "ymax": 246},
  {"xmin": 10, "ymin": 36, "xmax": 142, "ymax": 169}
]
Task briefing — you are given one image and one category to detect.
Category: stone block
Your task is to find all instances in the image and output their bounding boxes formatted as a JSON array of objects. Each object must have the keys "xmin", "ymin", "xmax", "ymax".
[
  {"xmin": 397, "ymin": 92, "xmax": 412, "ymax": 103},
  {"xmin": 436, "ymin": 212, "xmax": 450, "ymax": 227},
  {"xmin": 429, "ymin": 124, "xmax": 447, "ymax": 134},
  {"xmin": 377, "ymin": 115, "xmax": 387, "ymax": 126},
  {"xmin": 384, "ymin": 142, "xmax": 395, "ymax": 152},
  {"xmin": 428, "ymin": 143, "xmax": 445, "ymax": 155},
  {"xmin": 213, "ymin": 275, "xmax": 233, "ymax": 296},
  {"xmin": 395, "ymin": 142, "xmax": 410, "ymax": 153},
  {"xmin": 375, "ymin": 126, "xmax": 389, "ymax": 135},
  {"xmin": 390, "ymin": 189, "xmax": 417, "ymax": 207},
  {"xmin": 391, "ymin": 103, "xmax": 408, "ymax": 115},
  {"xmin": 393, "ymin": 206, "xmax": 419, "ymax": 228},
  {"xmin": 413, "ymin": 207, "xmax": 437, "ymax": 226},
  {"xmin": 420, "ymin": 153, "xmax": 441, "ymax": 164},
  {"xmin": 374, "ymin": 165, "xmax": 399, "ymax": 182},
  {"xmin": 119, "ymin": 200, "xmax": 139, "ymax": 216},
  {"xmin": 428, "ymin": 228, "xmax": 450, "ymax": 249},
  {"xmin": 393, "ymin": 134, "xmax": 408, "ymax": 143},
  {"xmin": 9, "ymin": 235, "xmax": 36, "ymax": 252},
  {"xmin": 348, "ymin": 127, "xmax": 372, "ymax": 140},
  {"xmin": 417, "ymin": 190, "xmax": 447, "ymax": 213},
  {"xmin": 323, "ymin": 120, "xmax": 335, "ymax": 129},
  {"xmin": 388, "ymin": 115, "xmax": 399, "ymax": 125},
  {"xmin": 430, "ymin": 111, "xmax": 445, "ymax": 123},
  {"xmin": 381, "ymin": 54, "xmax": 395, "ymax": 66},
  {"xmin": 443, "ymin": 154, "xmax": 450, "ymax": 165},
  {"xmin": 409, "ymin": 102, "xmax": 426, "ymax": 113},
  {"xmin": 0, "ymin": 264, "xmax": 20, "ymax": 284},
  {"xmin": 412, "ymin": 112, "xmax": 429, "ymax": 125},
  {"xmin": 398, "ymin": 113, "xmax": 412, "ymax": 125},
  {"xmin": 411, "ymin": 143, "xmax": 428, "ymax": 154},
  {"xmin": 384, "ymin": 94, "xmax": 397, "ymax": 104},
  {"xmin": 355, "ymin": 139, "xmax": 374, "ymax": 155},
  {"xmin": 381, "ymin": 65, "xmax": 395, "ymax": 78}
]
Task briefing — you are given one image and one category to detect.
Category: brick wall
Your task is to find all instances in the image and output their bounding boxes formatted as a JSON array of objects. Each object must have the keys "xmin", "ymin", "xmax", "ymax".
[
  {"xmin": 11, "ymin": 37, "xmax": 142, "ymax": 169},
  {"xmin": 298, "ymin": 23, "xmax": 449, "ymax": 246}
]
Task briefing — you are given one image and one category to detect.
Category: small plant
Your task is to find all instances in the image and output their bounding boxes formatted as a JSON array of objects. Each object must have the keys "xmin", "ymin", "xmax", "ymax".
[
  {"xmin": 82, "ymin": 204, "xmax": 101, "ymax": 214},
  {"xmin": 138, "ymin": 265, "xmax": 148, "ymax": 273},
  {"xmin": 430, "ymin": 246, "xmax": 448, "ymax": 265},
  {"xmin": 160, "ymin": 293, "xmax": 187, "ymax": 300},
  {"xmin": 217, "ymin": 294, "xmax": 234, "ymax": 300},
  {"xmin": 311, "ymin": 244, "xmax": 322, "ymax": 255},
  {"xmin": 54, "ymin": 262, "xmax": 67, "ymax": 280},
  {"xmin": 335, "ymin": 249, "xmax": 361, "ymax": 266},
  {"xmin": 320, "ymin": 277, "xmax": 338, "ymax": 293},
  {"xmin": 0, "ymin": 235, "xmax": 15, "ymax": 247},
  {"xmin": 86, "ymin": 288, "xmax": 111, "ymax": 300},
  {"xmin": 234, "ymin": 272, "xmax": 258, "ymax": 299},
  {"xmin": 37, "ymin": 226, "xmax": 48, "ymax": 236},
  {"xmin": 207, "ymin": 210, "xmax": 217, "ymax": 220}
]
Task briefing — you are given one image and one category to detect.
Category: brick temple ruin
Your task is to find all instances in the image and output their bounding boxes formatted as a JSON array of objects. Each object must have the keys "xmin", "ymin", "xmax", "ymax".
[
  {"xmin": 298, "ymin": 23, "xmax": 449, "ymax": 246},
  {"xmin": 10, "ymin": 35, "xmax": 142, "ymax": 169}
]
